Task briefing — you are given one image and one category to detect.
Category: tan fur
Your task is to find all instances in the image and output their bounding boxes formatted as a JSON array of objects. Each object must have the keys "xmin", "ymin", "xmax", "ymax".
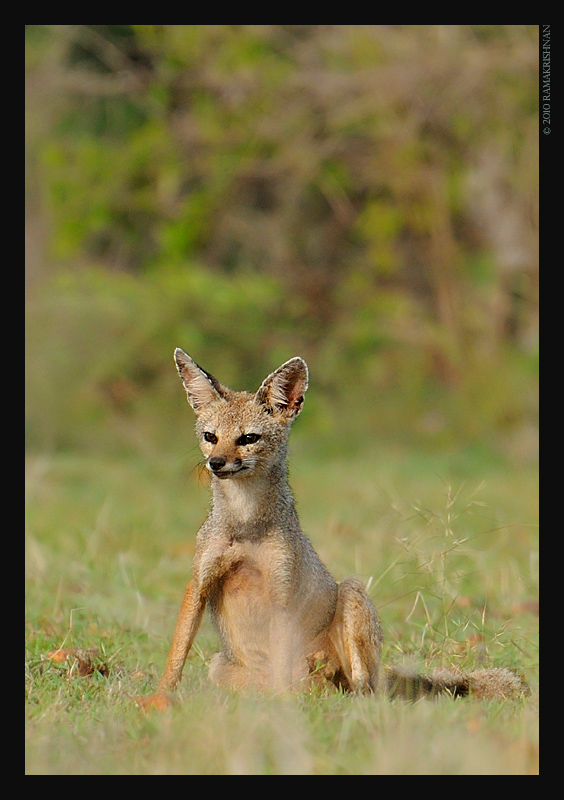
[{"xmin": 138, "ymin": 352, "xmax": 526, "ymax": 710}]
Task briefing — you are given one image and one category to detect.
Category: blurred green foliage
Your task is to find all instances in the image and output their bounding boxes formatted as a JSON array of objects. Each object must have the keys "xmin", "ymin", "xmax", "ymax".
[{"xmin": 25, "ymin": 26, "xmax": 538, "ymax": 461}]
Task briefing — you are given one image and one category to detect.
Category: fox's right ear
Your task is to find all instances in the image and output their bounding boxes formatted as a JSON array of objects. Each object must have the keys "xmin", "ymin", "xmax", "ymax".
[{"xmin": 174, "ymin": 348, "xmax": 227, "ymax": 411}]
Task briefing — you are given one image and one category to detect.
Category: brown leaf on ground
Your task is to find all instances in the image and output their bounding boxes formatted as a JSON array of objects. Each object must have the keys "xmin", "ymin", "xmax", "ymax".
[{"xmin": 46, "ymin": 647, "xmax": 109, "ymax": 677}]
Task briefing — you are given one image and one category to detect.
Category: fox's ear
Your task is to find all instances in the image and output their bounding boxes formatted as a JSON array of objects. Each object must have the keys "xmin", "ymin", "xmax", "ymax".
[
  {"xmin": 255, "ymin": 357, "xmax": 308, "ymax": 420},
  {"xmin": 174, "ymin": 348, "xmax": 228, "ymax": 411}
]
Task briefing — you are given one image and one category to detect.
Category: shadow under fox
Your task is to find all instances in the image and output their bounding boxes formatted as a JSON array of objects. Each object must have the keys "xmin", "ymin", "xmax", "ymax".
[{"xmin": 139, "ymin": 351, "xmax": 526, "ymax": 709}]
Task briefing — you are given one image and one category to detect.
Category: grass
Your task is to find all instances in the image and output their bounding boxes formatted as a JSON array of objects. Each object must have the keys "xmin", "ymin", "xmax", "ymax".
[{"xmin": 25, "ymin": 444, "xmax": 538, "ymax": 775}]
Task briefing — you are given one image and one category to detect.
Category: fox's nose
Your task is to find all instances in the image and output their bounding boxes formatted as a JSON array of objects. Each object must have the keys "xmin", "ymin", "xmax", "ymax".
[{"xmin": 208, "ymin": 456, "xmax": 226, "ymax": 472}]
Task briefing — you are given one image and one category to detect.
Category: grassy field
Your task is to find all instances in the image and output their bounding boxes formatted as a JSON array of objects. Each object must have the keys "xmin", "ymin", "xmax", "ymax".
[{"xmin": 25, "ymin": 443, "xmax": 538, "ymax": 775}]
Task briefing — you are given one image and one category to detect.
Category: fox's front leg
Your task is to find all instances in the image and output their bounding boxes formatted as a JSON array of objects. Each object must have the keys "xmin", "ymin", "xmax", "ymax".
[
  {"xmin": 137, "ymin": 579, "xmax": 205, "ymax": 710},
  {"xmin": 138, "ymin": 537, "xmax": 244, "ymax": 710},
  {"xmin": 157, "ymin": 579, "xmax": 206, "ymax": 693}
]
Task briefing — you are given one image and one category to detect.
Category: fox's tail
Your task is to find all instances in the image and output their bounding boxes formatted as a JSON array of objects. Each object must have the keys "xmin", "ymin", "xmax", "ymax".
[{"xmin": 384, "ymin": 665, "xmax": 528, "ymax": 701}]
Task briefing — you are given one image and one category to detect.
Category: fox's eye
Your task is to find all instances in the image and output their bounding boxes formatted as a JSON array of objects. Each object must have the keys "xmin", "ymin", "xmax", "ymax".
[
  {"xmin": 204, "ymin": 432, "xmax": 218, "ymax": 444},
  {"xmin": 237, "ymin": 433, "xmax": 261, "ymax": 446}
]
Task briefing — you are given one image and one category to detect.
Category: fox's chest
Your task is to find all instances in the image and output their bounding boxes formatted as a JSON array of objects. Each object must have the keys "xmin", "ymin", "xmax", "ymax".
[
  {"xmin": 206, "ymin": 541, "xmax": 287, "ymax": 660},
  {"xmin": 209, "ymin": 538, "xmax": 283, "ymax": 610}
]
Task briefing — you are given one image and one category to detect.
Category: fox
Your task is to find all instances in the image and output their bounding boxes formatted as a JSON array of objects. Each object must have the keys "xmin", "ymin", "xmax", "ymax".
[{"xmin": 139, "ymin": 350, "xmax": 526, "ymax": 709}]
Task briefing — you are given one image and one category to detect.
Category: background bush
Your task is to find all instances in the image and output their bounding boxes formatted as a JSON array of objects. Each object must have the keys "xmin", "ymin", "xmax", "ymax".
[{"xmin": 25, "ymin": 25, "xmax": 538, "ymax": 462}]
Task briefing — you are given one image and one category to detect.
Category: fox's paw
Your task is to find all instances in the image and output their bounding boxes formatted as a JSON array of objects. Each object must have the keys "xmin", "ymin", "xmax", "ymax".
[{"xmin": 135, "ymin": 692, "xmax": 175, "ymax": 712}]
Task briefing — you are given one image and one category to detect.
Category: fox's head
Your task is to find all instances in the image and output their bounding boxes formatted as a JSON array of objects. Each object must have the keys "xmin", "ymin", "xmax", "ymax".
[{"xmin": 174, "ymin": 349, "xmax": 308, "ymax": 480}]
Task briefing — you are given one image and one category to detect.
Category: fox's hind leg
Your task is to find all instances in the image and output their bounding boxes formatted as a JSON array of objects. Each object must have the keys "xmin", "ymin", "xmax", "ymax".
[{"xmin": 328, "ymin": 576, "xmax": 383, "ymax": 693}]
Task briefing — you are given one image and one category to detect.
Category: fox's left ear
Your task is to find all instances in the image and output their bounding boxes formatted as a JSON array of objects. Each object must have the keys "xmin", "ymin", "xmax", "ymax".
[{"xmin": 255, "ymin": 357, "xmax": 309, "ymax": 420}]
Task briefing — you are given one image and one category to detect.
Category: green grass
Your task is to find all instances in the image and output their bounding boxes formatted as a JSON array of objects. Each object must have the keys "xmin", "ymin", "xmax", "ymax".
[{"xmin": 25, "ymin": 447, "xmax": 538, "ymax": 775}]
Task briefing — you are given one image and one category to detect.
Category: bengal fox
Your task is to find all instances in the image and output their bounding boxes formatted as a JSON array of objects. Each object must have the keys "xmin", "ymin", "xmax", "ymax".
[{"xmin": 139, "ymin": 351, "xmax": 526, "ymax": 709}]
